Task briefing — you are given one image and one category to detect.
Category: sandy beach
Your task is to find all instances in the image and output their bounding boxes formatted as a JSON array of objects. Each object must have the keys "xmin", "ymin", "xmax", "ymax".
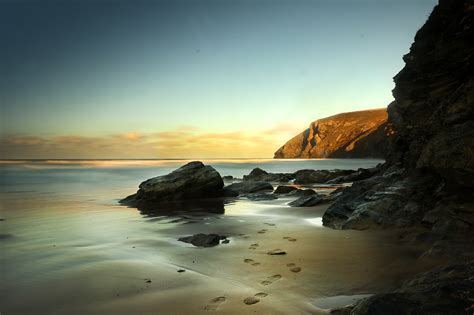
[{"xmin": 0, "ymin": 163, "xmax": 438, "ymax": 314}]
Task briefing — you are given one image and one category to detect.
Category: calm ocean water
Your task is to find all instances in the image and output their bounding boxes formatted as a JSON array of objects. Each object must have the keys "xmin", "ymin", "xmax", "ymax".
[{"xmin": 0, "ymin": 159, "xmax": 382, "ymax": 198}]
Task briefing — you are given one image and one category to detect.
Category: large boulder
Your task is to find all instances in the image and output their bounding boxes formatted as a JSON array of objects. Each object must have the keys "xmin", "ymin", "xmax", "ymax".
[{"xmin": 120, "ymin": 161, "xmax": 224, "ymax": 208}]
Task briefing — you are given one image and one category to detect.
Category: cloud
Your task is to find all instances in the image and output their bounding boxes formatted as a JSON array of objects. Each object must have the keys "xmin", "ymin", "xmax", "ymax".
[{"xmin": 0, "ymin": 124, "xmax": 300, "ymax": 159}]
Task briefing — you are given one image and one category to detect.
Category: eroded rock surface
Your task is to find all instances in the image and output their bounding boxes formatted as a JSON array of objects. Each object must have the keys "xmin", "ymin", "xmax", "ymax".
[{"xmin": 274, "ymin": 109, "xmax": 389, "ymax": 158}]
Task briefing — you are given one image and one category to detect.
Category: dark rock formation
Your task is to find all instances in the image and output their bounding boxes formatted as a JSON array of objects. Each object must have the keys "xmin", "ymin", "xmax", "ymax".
[
  {"xmin": 293, "ymin": 169, "xmax": 356, "ymax": 184},
  {"xmin": 324, "ymin": 1, "xmax": 474, "ymax": 313},
  {"xmin": 292, "ymin": 188, "xmax": 317, "ymax": 197},
  {"xmin": 120, "ymin": 161, "xmax": 225, "ymax": 208},
  {"xmin": 224, "ymin": 181, "xmax": 274, "ymax": 195},
  {"xmin": 323, "ymin": 0, "xmax": 474, "ymax": 236},
  {"xmin": 334, "ymin": 262, "xmax": 474, "ymax": 315},
  {"xmin": 288, "ymin": 194, "xmax": 325, "ymax": 207},
  {"xmin": 387, "ymin": 0, "xmax": 474, "ymax": 189},
  {"xmin": 178, "ymin": 233, "xmax": 228, "ymax": 247},
  {"xmin": 243, "ymin": 167, "xmax": 293, "ymax": 182},
  {"xmin": 274, "ymin": 109, "xmax": 390, "ymax": 158},
  {"xmin": 326, "ymin": 167, "xmax": 380, "ymax": 184}
]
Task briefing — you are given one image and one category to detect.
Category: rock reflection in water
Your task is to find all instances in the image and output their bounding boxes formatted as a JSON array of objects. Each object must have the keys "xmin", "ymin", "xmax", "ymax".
[{"xmin": 132, "ymin": 197, "xmax": 230, "ymax": 219}]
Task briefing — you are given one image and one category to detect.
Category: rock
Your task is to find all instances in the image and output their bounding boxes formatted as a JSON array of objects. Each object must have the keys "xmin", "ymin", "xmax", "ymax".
[
  {"xmin": 323, "ymin": 170, "xmax": 440, "ymax": 230},
  {"xmin": 178, "ymin": 233, "xmax": 227, "ymax": 247},
  {"xmin": 224, "ymin": 181, "xmax": 273, "ymax": 195},
  {"xmin": 120, "ymin": 161, "xmax": 224, "ymax": 208},
  {"xmin": 267, "ymin": 249, "xmax": 286, "ymax": 255},
  {"xmin": 292, "ymin": 188, "xmax": 317, "ymax": 197},
  {"xmin": 387, "ymin": 0, "xmax": 474, "ymax": 190},
  {"xmin": 222, "ymin": 175, "xmax": 234, "ymax": 180},
  {"xmin": 177, "ymin": 269, "xmax": 186, "ymax": 273},
  {"xmin": 293, "ymin": 169, "xmax": 356, "ymax": 184},
  {"xmin": 326, "ymin": 167, "xmax": 380, "ymax": 184},
  {"xmin": 243, "ymin": 168, "xmax": 293, "ymax": 182},
  {"xmin": 246, "ymin": 193, "xmax": 277, "ymax": 201},
  {"xmin": 274, "ymin": 109, "xmax": 390, "ymax": 158},
  {"xmin": 274, "ymin": 185, "xmax": 298, "ymax": 194},
  {"xmin": 288, "ymin": 194, "xmax": 325, "ymax": 207},
  {"xmin": 346, "ymin": 262, "xmax": 474, "ymax": 315}
]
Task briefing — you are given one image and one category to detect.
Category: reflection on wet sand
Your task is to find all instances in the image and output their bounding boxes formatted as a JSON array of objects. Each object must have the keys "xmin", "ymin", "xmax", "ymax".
[{"xmin": 132, "ymin": 197, "xmax": 230, "ymax": 218}]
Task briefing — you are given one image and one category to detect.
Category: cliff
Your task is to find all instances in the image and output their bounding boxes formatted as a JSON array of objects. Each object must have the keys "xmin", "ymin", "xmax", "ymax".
[
  {"xmin": 323, "ymin": 0, "xmax": 474, "ymax": 236},
  {"xmin": 274, "ymin": 108, "xmax": 389, "ymax": 159},
  {"xmin": 387, "ymin": 0, "xmax": 474, "ymax": 188},
  {"xmin": 323, "ymin": 1, "xmax": 474, "ymax": 311}
]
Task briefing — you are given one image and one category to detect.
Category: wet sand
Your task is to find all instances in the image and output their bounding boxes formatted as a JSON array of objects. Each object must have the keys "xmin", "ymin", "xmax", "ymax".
[{"xmin": 0, "ymin": 188, "xmax": 436, "ymax": 315}]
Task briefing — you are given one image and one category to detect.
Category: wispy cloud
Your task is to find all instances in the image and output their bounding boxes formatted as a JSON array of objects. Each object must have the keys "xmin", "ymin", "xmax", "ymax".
[{"xmin": 0, "ymin": 123, "xmax": 302, "ymax": 159}]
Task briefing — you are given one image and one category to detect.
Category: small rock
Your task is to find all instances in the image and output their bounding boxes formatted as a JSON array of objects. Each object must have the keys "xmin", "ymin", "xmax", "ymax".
[
  {"xmin": 178, "ymin": 233, "xmax": 225, "ymax": 247},
  {"xmin": 274, "ymin": 185, "xmax": 298, "ymax": 194}
]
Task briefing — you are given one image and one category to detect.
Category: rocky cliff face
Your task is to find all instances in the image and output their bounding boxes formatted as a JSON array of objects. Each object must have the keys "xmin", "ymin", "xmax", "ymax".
[
  {"xmin": 324, "ymin": 2, "xmax": 473, "ymax": 312},
  {"xmin": 323, "ymin": 0, "xmax": 474, "ymax": 237},
  {"xmin": 274, "ymin": 109, "xmax": 389, "ymax": 159},
  {"xmin": 387, "ymin": 0, "xmax": 474, "ymax": 189},
  {"xmin": 324, "ymin": 0, "xmax": 474, "ymax": 236}
]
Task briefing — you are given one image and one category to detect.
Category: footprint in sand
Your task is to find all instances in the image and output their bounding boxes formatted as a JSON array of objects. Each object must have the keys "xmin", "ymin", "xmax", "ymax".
[
  {"xmin": 243, "ymin": 292, "xmax": 268, "ymax": 305},
  {"xmin": 244, "ymin": 259, "xmax": 261, "ymax": 266},
  {"xmin": 248, "ymin": 243, "xmax": 259, "ymax": 250},
  {"xmin": 204, "ymin": 296, "xmax": 227, "ymax": 311},
  {"xmin": 286, "ymin": 263, "xmax": 302, "ymax": 273},
  {"xmin": 283, "ymin": 236, "xmax": 297, "ymax": 242},
  {"xmin": 260, "ymin": 274, "xmax": 282, "ymax": 286},
  {"xmin": 257, "ymin": 229, "xmax": 268, "ymax": 234}
]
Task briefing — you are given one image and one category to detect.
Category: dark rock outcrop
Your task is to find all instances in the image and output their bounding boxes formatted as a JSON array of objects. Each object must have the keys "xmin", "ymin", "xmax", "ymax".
[
  {"xmin": 324, "ymin": 1, "xmax": 474, "ymax": 313},
  {"xmin": 243, "ymin": 168, "xmax": 293, "ymax": 182},
  {"xmin": 120, "ymin": 161, "xmax": 224, "ymax": 208},
  {"xmin": 323, "ymin": 0, "xmax": 474, "ymax": 236},
  {"xmin": 334, "ymin": 261, "xmax": 474, "ymax": 315},
  {"xmin": 293, "ymin": 169, "xmax": 356, "ymax": 184},
  {"xmin": 274, "ymin": 109, "xmax": 390, "ymax": 159}
]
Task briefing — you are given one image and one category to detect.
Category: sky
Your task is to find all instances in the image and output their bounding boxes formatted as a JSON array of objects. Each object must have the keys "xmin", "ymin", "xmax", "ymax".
[{"xmin": 0, "ymin": 0, "xmax": 437, "ymax": 159}]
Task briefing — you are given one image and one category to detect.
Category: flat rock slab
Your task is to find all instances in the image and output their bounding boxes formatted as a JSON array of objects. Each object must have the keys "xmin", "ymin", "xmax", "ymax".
[{"xmin": 178, "ymin": 233, "xmax": 228, "ymax": 247}]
